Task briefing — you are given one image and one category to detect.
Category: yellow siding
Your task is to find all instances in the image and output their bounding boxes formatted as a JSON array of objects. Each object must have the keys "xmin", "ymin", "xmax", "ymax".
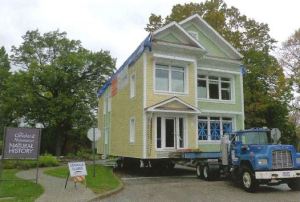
[
  {"xmin": 97, "ymin": 56, "xmax": 144, "ymax": 158},
  {"xmin": 145, "ymin": 54, "xmax": 197, "ymax": 108}
]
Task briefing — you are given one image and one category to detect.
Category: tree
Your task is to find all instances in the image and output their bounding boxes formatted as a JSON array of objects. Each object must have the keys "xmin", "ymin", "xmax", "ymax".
[
  {"xmin": 10, "ymin": 30, "xmax": 115, "ymax": 155},
  {"xmin": 280, "ymin": 28, "xmax": 300, "ymax": 93},
  {"xmin": 0, "ymin": 46, "xmax": 13, "ymax": 140},
  {"xmin": 145, "ymin": 0, "xmax": 294, "ymax": 143}
]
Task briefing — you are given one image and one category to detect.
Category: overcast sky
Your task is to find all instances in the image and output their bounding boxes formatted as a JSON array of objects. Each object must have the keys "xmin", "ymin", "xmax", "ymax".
[{"xmin": 1, "ymin": 0, "xmax": 300, "ymax": 68}]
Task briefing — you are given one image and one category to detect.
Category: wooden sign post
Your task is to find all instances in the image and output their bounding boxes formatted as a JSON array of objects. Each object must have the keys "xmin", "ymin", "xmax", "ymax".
[{"xmin": 1, "ymin": 127, "xmax": 41, "ymax": 183}]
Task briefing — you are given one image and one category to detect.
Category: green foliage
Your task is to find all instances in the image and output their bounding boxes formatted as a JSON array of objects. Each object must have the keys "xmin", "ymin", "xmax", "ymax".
[
  {"xmin": 0, "ymin": 169, "xmax": 44, "ymax": 201},
  {"xmin": 3, "ymin": 154, "xmax": 59, "ymax": 169},
  {"xmin": 45, "ymin": 165, "xmax": 121, "ymax": 193},
  {"xmin": 6, "ymin": 30, "xmax": 115, "ymax": 155},
  {"xmin": 145, "ymin": 0, "xmax": 296, "ymax": 143},
  {"xmin": 0, "ymin": 47, "xmax": 13, "ymax": 141},
  {"xmin": 280, "ymin": 28, "xmax": 300, "ymax": 93}
]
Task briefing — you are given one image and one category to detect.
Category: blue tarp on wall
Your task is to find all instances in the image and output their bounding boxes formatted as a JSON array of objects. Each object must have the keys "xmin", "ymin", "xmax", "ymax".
[{"xmin": 97, "ymin": 34, "xmax": 152, "ymax": 97}]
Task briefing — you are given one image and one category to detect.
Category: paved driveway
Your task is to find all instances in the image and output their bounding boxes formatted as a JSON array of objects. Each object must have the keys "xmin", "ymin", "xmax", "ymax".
[{"xmin": 100, "ymin": 166, "xmax": 300, "ymax": 202}]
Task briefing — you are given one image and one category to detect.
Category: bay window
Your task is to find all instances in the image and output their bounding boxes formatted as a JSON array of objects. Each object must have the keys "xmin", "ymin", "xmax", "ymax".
[{"xmin": 155, "ymin": 64, "xmax": 185, "ymax": 93}]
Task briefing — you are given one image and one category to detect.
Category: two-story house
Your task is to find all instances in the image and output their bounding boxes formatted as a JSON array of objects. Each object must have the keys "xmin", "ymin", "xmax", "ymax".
[{"xmin": 96, "ymin": 14, "xmax": 244, "ymax": 167}]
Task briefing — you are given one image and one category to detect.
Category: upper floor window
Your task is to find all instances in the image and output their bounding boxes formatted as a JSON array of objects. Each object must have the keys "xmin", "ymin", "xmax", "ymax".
[
  {"xmin": 197, "ymin": 74, "xmax": 232, "ymax": 101},
  {"xmin": 130, "ymin": 73, "xmax": 135, "ymax": 98},
  {"xmin": 155, "ymin": 64, "xmax": 185, "ymax": 93}
]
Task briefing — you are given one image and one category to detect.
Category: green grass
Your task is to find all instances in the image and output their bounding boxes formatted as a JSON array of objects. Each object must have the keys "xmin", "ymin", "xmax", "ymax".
[
  {"xmin": 0, "ymin": 169, "xmax": 44, "ymax": 202},
  {"xmin": 44, "ymin": 165, "xmax": 121, "ymax": 193}
]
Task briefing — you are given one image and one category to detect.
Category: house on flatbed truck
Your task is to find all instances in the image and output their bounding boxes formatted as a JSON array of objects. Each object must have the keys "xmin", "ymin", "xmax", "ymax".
[{"xmin": 96, "ymin": 14, "xmax": 244, "ymax": 167}]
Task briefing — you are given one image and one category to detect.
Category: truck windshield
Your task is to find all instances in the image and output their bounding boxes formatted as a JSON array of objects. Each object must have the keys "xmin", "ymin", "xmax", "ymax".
[{"xmin": 239, "ymin": 131, "xmax": 271, "ymax": 144}]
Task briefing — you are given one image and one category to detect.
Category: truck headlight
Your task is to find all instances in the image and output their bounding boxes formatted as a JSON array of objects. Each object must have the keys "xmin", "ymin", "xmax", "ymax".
[
  {"xmin": 296, "ymin": 158, "xmax": 300, "ymax": 164},
  {"xmin": 258, "ymin": 159, "xmax": 268, "ymax": 166}
]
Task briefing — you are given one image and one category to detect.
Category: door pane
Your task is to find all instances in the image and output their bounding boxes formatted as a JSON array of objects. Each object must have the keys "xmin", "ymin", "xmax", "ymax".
[
  {"xmin": 165, "ymin": 119, "xmax": 175, "ymax": 147},
  {"xmin": 179, "ymin": 118, "xmax": 184, "ymax": 148},
  {"xmin": 157, "ymin": 117, "xmax": 161, "ymax": 148}
]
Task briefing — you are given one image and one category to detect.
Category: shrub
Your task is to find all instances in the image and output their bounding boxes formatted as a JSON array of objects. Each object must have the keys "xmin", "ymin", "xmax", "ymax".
[
  {"xmin": 38, "ymin": 154, "xmax": 59, "ymax": 167},
  {"xmin": 3, "ymin": 154, "xmax": 59, "ymax": 169}
]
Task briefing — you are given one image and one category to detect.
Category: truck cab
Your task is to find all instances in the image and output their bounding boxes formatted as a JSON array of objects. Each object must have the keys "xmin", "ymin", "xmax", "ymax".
[{"xmin": 231, "ymin": 128, "xmax": 300, "ymax": 192}]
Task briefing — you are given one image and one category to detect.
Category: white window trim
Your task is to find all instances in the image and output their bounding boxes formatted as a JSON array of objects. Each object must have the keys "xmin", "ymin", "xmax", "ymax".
[
  {"xmin": 197, "ymin": 115, "xmax": 235, "ymax": 143},
  {"xmin": 130, "ymin": 73, "xmax": 136, "ymax": 98},
  {"xmin": 154, "ymin": 63, "xmax": 188, "ymax": 94},
  {"xmin": 197, "ymin": 73, "xmax": 235, "ymax": 103},
  {"xmin": 129, "ymin": 117, "xmax": 135, "ymax": 143},
  {"xmin": 155, "ymin": 115, "xmax": 187, "ymax": 151}
]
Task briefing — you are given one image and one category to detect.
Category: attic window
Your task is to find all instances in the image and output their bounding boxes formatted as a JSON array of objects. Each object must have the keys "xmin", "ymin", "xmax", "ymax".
[{"xmin": 188, "ymin": 31, "xmax": 198, "ymax": 40}]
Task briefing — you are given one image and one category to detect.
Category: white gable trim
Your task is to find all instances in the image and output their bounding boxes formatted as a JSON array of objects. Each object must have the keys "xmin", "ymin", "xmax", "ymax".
[
  {"xmin": 179, "ymin": 14, "xmax": 243, "ymax": 59},
  {"xmin": 146, "ymin": 97, "xmax": 200, "ymax": 114},
  {"xmin": 153, "ymin": 21, "xmax": 207, "ymax": 51}
]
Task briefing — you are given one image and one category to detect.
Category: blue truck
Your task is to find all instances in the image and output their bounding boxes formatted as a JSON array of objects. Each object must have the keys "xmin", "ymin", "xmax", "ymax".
[{"xmin": 179, "ymin": 128, "xmax": 300, "ymax": 192}]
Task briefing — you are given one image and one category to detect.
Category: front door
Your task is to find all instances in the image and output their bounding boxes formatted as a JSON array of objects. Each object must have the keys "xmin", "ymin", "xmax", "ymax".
[
  {"xmin": 165, "ymin": 118, "xmax": 175, "ymax": 148},
  {"xmin": 156, "ymin": 116, "xmax": 185, "ymax": 150}
]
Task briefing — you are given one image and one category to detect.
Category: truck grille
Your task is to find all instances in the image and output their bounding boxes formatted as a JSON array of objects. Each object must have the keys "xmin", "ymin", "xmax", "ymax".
[{"xmin": 272, "ymin": 150, "xmax": 293, "ymax": 170}]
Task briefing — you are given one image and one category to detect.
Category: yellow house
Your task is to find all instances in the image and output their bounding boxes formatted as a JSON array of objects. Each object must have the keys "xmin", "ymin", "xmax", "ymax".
[{"xmin": 97, "ymin": 14, "xmax": 244, "ymax": 167}]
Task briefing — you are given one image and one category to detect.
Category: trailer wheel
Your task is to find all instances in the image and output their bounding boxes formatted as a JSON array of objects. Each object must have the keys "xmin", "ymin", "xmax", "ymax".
[
  {"xmin": 241, "ymin": 166, "xmax": 258, "ymax": 192},
  {"xmin": 288, "ymin": 179, "xmax": 300, "ymax": 191},
  {"xmin": 202, "ymin": 165, "xmax": 213, "ymax": 181},
  {"xmin": 196, "ymin": 164, "xmax": 203, "ymax": 179}
]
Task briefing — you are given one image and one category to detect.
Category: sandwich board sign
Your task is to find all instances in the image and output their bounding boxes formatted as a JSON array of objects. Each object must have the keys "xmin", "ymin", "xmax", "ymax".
[
  {"xmin": 65, "ymin": 162, "xmax": 87, "ymax": 188},
  {"xmin": 68, "ymin": 162, "xmax": 87, "ymax": 177}
]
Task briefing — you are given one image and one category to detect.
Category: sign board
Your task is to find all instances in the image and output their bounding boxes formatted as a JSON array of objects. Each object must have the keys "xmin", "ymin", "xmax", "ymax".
[
  {"xmin": 68, "ymin": 162, "xmax": 87, "ymax": 177},
  {"xmin": 2, "ymin": 127, "xmax": 41, "ymax": 160},
  {"xmin": 87, "ymin": 128, "xmax": 100, "ymax": 141}
]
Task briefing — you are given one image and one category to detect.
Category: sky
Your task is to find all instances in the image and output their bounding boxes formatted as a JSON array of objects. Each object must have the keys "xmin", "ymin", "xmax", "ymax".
[{"xmin": 1, "ymin": 0, "xmax": 300, "ymax": 68}]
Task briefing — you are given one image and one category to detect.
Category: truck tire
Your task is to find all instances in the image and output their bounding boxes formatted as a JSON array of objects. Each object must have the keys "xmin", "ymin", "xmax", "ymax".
[
  {"xmin": 202, "ymin": 164, "xmax": 220, "ymax": 181},
  {"xmin": 241, "ymin": 166, "xmax": 258, "ymax": 192},
  {"xmin": 196, "ymin": 164, "xmax": 204, "ymax": 179},
  {"xmin": 288, "ymin": 179, "xmax": 300, "ymax": 191}
]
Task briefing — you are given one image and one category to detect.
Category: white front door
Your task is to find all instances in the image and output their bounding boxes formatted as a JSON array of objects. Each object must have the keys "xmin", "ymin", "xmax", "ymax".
[{"xmin": 156, "ymin": 116, "xmax": 185, "ymax": 150}]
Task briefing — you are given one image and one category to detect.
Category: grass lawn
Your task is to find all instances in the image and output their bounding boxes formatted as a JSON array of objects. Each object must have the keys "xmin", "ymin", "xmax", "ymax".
[
  {"xmin": 44, "ymin": 165, "xmax": 121, "ymax": 193},
  {"xmin": 0, "ymin": 169, "xmax": 44, "ymax": 202}
]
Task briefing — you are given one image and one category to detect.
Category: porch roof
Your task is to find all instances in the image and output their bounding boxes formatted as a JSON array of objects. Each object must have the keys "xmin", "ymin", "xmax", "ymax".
[{"xmin": 145, "ymin": 97, "xmax": 200, "ymax": 114}]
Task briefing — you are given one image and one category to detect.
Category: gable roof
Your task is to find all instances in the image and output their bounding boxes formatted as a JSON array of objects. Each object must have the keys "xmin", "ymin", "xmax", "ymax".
[
  {"xmin": 152, "ymin": 21, "xmax": 207, "ymax": 51},
  {"xmin": 179, "ymin": 14, "xmax": 243, "ymax": 59}
]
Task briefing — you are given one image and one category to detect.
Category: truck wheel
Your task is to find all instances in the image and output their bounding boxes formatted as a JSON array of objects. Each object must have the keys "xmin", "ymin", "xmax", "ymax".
[
  {"xmin": 196, "ymin": 164, "xmax": 204, "ymax": 179},
  {"xmin": 288, "ymin": 179, "xmax": 300, "ymax": 191},
  {"xmin": 241, "ymin": 166, "xmax": 258, "ymax": 192}
]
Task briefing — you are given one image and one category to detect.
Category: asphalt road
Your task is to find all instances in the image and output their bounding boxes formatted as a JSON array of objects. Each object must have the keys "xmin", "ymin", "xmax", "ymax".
[{"xmin": 100, "ymin": 165, "xmax": 300, "ymax": 202}]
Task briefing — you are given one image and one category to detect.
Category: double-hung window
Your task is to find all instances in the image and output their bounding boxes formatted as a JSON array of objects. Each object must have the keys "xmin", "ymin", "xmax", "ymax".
[
  {"xmin": 155, "ymin": 64, "xmax": 185, "ymax": 93},
  {"xmin": 197, "ymin": 74, "xmax": 232, "ymax": 101},
  {"xmin": 198, "ymin": 116, "xmax": 233, "ymax": 141}
]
